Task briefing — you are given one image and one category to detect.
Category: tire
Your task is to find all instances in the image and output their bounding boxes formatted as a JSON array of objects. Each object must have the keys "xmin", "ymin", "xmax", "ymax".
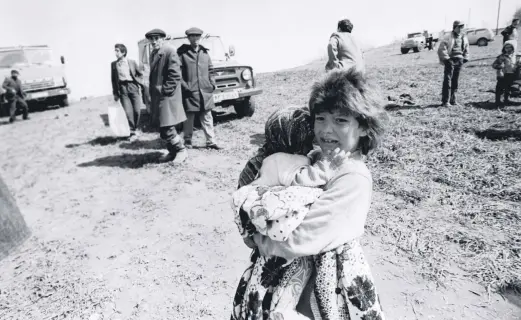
[
  {"xmin": 400, "ymin": 48, "xmax": 409, "ymax": 54},
  {"xmin": 58, "ymin": 95, "xmax": 69, "ymax": 107},
  {"xmin": 477, "ymin": 38, "xmax": 488, "ymax": 47},
  {"xmin": 234, "ymin": 98, "xmax": 256, "ymax": 118}
]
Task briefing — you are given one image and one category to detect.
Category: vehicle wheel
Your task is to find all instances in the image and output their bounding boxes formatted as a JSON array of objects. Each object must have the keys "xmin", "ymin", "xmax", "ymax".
[
  {"xmin": 234, "ymin": 98, "xmax": 256, "ymax": 118},
  {"xmin": 58, "ymin": 95, "xmax": 69, "ymax": 107},
  {"xmin": 400, "ymin": 48, "xmax": 409, "ymax": 54},
  {"xmin": 477, "ymin": 38, "xmax": 488, "ymax": 47}
]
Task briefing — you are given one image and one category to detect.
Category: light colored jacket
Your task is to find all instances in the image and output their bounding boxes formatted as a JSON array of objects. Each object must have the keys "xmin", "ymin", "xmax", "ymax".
[
  {"xmin": 325, "ymin": 32, "xmax": 365, "ymax": 73},
  {"xmin": 437, "ymin": 32, "xmax": 470, "ymax": 64}
]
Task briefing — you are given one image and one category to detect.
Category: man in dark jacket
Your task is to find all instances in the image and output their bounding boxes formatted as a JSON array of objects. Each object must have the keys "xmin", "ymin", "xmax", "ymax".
[
  {"xmin": 501, "ymin": 18, "xmax": 519, "ymax": 44},
  {"xmin": 177, "ymin": 27, "xmax": 222, "ymax": 150},
  {"xmin": 111, "ymin": 43, "xmax": 145, "ymax": 140},
  {"xmin": 2, "ymin": 70, "xmax": 29, "ymax": 123},
  {"xmin": 146, "ymin": 28, "xmax": 188, "ymax": 163}
]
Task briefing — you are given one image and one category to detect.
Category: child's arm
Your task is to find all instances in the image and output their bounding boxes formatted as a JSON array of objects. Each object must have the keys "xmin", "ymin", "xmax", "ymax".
[{"xmin": 492, "ymin": 56, "xmax": 504, "ymax": 70}]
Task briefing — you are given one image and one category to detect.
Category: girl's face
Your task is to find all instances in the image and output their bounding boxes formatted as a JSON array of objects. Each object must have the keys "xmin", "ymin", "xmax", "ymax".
[
  {"xmin": 505, "ymin": 45, "xmax": 514, "ymax": 54},
  {"xmin": 314, "ymin": 110, "xmax": 367, "ymax": 153}
]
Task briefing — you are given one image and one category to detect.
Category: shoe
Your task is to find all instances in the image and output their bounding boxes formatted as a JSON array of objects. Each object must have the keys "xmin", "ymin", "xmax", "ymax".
[
  {"xmin": 207, "ymin": 143, "xmax": 223, "ymax": 150},
  {"xmin": 129, "ymin": 132, "xmax": 138, "ymax": 142},
  {"xmin": 441, "ymin": 102, "xmax": 450, "ymax": 107},
  {"xmin": 159, "ymin": 152, "xmax": 177, "ymax": 162},
  {"xmin": 184, "ymin": 141, "xmax": 193, "ymax": 149},
  {"xmin": 9, "ymin": 118, "xmax": 15, "ymax": 123},
  {"xmin": 172, "ymin": 149, "xmax": 188, "ymax": 164},
  {"xmin": 23, "ymin": 116, "xmax": 30, "ymax": 120}
]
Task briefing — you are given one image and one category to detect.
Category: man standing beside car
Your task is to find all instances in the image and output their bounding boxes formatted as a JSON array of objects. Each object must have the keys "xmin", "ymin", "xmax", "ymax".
[
  {"xmin": 2, "ymin": 70, "xmax": 29, "ymax": 123},
  {"xmin": 177, "ymin": 27, "xmax": 222, "ymax": 150},
  {"xmin": 146, "ymin": 28, "xmax": 188, "ymax": 163},
  {"xmin": 437, "ymin": 20, "xmax": 470, "ymax": 107}
]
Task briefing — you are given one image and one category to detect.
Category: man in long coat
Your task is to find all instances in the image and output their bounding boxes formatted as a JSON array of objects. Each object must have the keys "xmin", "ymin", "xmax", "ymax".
[
  {"xmin": 145, "ymin": 28, "xmax": 188, "ymax": 163},
  {"xmin": 177, "ymin": 27, "xmax": 222, "ymax": 150}
]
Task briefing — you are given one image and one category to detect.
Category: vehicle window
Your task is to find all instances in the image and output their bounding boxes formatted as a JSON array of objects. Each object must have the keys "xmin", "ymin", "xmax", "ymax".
[
  {"xmin": 24, "ymin": 49, "xmax": 53, "ymax": 64},
  {"xmin": 0, "ymin": 51, "xmax": 26, "ymax": 67}
]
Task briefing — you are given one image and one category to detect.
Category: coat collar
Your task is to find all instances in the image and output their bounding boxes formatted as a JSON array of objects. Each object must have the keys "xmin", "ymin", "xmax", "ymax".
[{"xmin": 178, "ymin": 43, "xmax": 209, "ymax": 54}]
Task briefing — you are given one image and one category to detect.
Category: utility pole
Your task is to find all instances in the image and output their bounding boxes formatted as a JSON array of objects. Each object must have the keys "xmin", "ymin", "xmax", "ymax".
[{"xmin": 496, "ymin": 0, "xmax": 502, "ymax": 35}]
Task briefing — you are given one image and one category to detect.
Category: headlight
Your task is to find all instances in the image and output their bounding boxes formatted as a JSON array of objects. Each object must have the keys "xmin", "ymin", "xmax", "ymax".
[{"xmin": 241, "ymin": 69, "xmax": 252, "ymax": 81}]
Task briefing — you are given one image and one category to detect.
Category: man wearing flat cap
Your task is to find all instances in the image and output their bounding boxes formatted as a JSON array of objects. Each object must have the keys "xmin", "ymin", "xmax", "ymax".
[
  {"xmin": 2, "ymin": 70, "xmax": 29, "ymax": 123},
  {"xmin": 177, "ymin": 27, "xmax": 222, "ymax": 150},
  {"xmin": 145, "ymin": 28, "xmax": 188, "ymax": 163},
  {"xmin": 437, "ymin": 20, "xmax": 470, "ymax": 107}
]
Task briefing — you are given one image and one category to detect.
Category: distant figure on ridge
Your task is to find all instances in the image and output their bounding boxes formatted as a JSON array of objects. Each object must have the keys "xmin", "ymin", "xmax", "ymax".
[{"xmin": 325, "ymin": 19, "xmax": 365, "ymax": 74}]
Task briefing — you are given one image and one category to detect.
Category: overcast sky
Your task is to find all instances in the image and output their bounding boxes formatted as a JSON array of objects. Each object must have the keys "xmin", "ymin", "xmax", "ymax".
[{"xmin": 2, "ymin": 0, "xmax": 519, "ymax": 99}]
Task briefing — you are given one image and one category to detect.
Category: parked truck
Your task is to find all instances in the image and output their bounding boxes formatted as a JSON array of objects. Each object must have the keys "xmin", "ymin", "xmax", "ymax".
[
  {"xmin": 137, "ymin": 33, "xmax": 262, "ymax": 119},
  {"xmin": 0, "ymin": 45, "xmax": 70, "ymax": 114}
]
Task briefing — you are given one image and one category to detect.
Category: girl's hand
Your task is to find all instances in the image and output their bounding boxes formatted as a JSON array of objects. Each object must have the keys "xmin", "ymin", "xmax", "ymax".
[{"xmin": 326, "ymin": 148, "xmax": 351, "ymax": 170}]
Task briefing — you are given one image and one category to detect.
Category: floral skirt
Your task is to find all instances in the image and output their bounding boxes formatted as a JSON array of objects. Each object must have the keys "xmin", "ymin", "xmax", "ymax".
[{"xmin": 230, "ymin": 240, "xmax": 385, "ymax": 320}]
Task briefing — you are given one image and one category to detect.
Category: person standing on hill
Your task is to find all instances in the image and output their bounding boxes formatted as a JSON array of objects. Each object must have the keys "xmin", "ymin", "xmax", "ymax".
[
  {"xmin": 177, "ymin": 27, "xmax": 222, "ymax": 150},
  {"xmin": 2, "ymin": 70, "xmax": 29, "ymax": 123},
  {"xmin": 145, "ymin": 28, "xmax": 188, "ymax": 163},
  {"xmin": 111, "ymin": 43, "xmax": 145, "ymax": 141},
  {"xmin": 501, "ymin": 19, "xmax": 519, "ymax": 44},
  {"xmin": 325, "ymin": 19, "xmax": 365, "ymax": 73},
  {"xmin": 437, "ymin": 20, "xmax": 470, "ymax": 107}
]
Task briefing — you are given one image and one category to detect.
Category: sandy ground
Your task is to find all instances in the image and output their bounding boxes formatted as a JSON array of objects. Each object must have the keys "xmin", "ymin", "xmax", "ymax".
[{"xmin": 1, "ymin": 36, "xmax": 521, "ymax": 320}]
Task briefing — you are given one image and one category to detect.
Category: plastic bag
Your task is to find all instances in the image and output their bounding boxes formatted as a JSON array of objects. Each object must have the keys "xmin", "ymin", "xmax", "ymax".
[{"xmin": 107, "ymin": 101, "xmax": 130, "ymax": 137}]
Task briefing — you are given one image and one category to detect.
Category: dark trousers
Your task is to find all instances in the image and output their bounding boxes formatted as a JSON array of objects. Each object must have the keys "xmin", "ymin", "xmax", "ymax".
[
  {"xmin": 118, "ymin": 82, "xmax": 142, "ymax": 133},
  {"xmin": 8, "ymin": 96, "xmax": 29, "ymax": 121},
  {"xmin": 159, "ymin": 125, "xmax": 186, "ymax": 154},
  {"xmin": 496, "ymin": 73, "xmax": 515, "ymax": 103},
  {"xmin": 442, "ymin": 58, "xmax": 464, "ymax": 104}
]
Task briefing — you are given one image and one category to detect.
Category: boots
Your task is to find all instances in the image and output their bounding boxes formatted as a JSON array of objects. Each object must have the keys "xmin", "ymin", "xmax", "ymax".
[{"xmin": 160, "ymin": 135, "xmax": 188, "ymax": 164}]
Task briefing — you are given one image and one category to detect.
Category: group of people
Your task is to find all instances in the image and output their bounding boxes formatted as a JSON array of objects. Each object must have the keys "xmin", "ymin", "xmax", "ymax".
[
  {"xmin": 110, "ymin": 27, "xmax": 222, "ymax": 164},
  {"xmin": 437, "ymin": 18, "xmax": 520, "ymax": 108}
]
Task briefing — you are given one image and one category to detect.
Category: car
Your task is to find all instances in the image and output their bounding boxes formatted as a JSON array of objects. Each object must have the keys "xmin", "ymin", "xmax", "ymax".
[
  {"xmin": 466, "ymin": 28, "xmax": 495, "ymax": 46},
  {"xmin": 400, "ymin": 33, "xmax": 426, "ymax": 54},
  {"xmin": 439, "ymin": 28, "xmax": 495, "ymax": 47},
  {"xmin": 137, "ymin": 33, "xmax": 262, "ymax": 119}
]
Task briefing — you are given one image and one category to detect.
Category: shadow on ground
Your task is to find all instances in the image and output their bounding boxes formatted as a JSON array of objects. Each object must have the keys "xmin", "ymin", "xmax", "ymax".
[
  {"xmin": 77, "ymin": 152, "xmax": 164, "ymax": 169},
  {"xmin": 385, "ymin": 103, "xmax": 443, "ymax": 111},
  {"xmin": 66, "ymin": 136, "xmax": 128, "ymax": 148},
  {"xmin": 120, "ymin": 138, "xmax": 163, "ymax": 151}
]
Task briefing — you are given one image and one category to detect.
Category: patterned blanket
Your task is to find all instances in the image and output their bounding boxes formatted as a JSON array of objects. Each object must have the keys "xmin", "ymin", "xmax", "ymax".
[{"xmin": 230, "ymin": 185, "xmax": 385, "ymax": 320}]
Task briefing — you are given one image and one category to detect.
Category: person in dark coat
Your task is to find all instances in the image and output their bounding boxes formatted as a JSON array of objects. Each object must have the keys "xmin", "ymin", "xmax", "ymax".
[
  {"xmin": 146, "ymin": 28, "xmax": 188, "ymax": 163},
  {"xmin": 111, "ymin": 43, "xmax": 145, "ymax": 140},
  {"xmin": 501, "ymin": 19, "xmax": 519, "ymax": 44},
  {"xmin": 177, "ymin": 27, "xmax": 222, "ymax": 150},
  {"xmin": 2, "ymin": 70, "xmax": 29, "ymax": 123}
]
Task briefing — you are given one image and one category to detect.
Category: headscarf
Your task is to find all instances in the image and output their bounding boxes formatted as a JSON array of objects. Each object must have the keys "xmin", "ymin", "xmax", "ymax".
[
  {"xmin": 503, "ymin": 40, "xmax": 517, "ymax": 55},
  {"xmin": 237, "ymin": 105, "xmax": 314, "ymax": 189}
]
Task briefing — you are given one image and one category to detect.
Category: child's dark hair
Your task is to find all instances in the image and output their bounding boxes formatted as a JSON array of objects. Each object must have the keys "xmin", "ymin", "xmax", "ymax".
[
  {"xmin": 338, "ymin": 19, "xmax": 354, "ymax": 33},
  {"xmin": 309, "ymin": 68, "xmax": 387, "ymax": 155},
  {"xmin": 114, "ymin": 43, "xmax": 127, "ymax": 57}
]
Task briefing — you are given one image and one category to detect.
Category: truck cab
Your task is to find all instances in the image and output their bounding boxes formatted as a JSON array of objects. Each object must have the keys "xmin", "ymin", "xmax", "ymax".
[
  {"xmin": 0, "ymin": 45, "xmax": 70, "ymax": 110},
  {"xmin": 137, "ymin": 34, "xmax": 262, "ymax": 118}
]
